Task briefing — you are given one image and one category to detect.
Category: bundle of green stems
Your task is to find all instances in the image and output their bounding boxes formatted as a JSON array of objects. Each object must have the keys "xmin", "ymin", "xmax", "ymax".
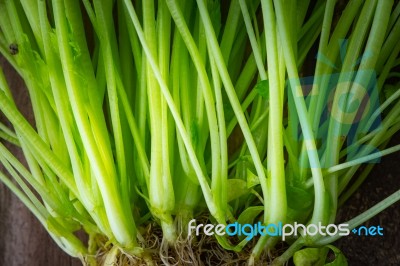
[{"xmin": 1, "ymin": 0, "xmax": 400, "ymax": 265}]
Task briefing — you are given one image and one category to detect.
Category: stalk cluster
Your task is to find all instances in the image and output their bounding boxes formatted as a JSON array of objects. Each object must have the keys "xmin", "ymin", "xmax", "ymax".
[{"xmin": 1, "ymin": 0, "xmax": 400, "ymax": 265}]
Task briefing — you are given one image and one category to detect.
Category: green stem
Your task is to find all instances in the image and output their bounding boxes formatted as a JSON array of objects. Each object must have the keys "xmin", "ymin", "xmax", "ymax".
[
  {"xmin": 261, "ymin": 0, "xmax": 286, "ymax": 228},
  {"xmin": 195, "ymin": 0, "xmax": 269, "ymax": 223},
  {"xmin": 53, "ymin": 0, "xmax": 136, "ymax": 249},
  {"xmin": 274, "ymin": 0, "xmax": 327, "ymax": 225}
]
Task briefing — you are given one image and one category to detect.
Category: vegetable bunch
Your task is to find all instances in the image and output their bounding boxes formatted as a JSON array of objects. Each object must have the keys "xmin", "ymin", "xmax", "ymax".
[{"xmin": 1, "ymin": 0, "xmax": 400, "ymax": 265}]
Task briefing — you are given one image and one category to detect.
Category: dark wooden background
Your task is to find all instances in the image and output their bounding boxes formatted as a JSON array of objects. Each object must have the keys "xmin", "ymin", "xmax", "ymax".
[{"xmin": 1, "ymin": 55, "xmax": 400, "ymax": 265}]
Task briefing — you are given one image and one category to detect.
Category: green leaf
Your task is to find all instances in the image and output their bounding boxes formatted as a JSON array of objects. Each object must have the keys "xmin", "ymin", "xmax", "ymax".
[
  {"xmin": 293, "ymin": 247, "xmax": 328, "ymax": 266},
  {"xmin": 324, "ymin": 245, "xmax": 348, "ymax": 266},
  {"xmin": 286, "ymin": 185, "xmax": 313, "ymax": 210},
  {"xmin": 254, "ymin": 80, "xmax": 269, "ymax": 99},
  {"xmin": 235, "ymin": 206, "xmax": 263, "ymax": 241},
  {"xmin": 227, "ymin": 179, "xmax": 249, "ymax": 201},
  {"xmin": 383, "ymin": 85, "xmax": 397, "ymax": 100},
  {"xmin": 246, "ymin": 168, "xmax": 260, "ymax": 188},
  {"xmin": 237, "ymin": 206, "xmax": 263, "ymax": 225},
  {"xmin": 293, "ymin": 245, "xmax": 348, "ymax": 266}
]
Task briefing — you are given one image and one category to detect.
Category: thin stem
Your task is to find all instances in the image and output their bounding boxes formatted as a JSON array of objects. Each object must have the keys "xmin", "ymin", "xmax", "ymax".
[
  {"xmin": 195, "ymin": 0, "xmax": 269, "ymax": 224},
  {"xmin": 315, "ymin": 189, "xmax": 400, "ymax": 246},
  {"xmin": 122, "ymin": 0, "xmax": 221, "ymax": 222},
  {"xmin": 274, "ymin": 0, "xmax": 327, "ymax": 225}
]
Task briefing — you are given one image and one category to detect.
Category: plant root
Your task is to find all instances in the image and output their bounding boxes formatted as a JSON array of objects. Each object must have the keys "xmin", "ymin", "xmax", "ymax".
[{"xmin": 84, "ymin": 221, "xmax": 288, "ymax": 265}]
